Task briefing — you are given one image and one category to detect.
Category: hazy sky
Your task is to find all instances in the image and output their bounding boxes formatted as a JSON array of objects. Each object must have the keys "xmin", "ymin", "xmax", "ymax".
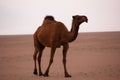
[{"xmin": 0, "ymin": 0, "xmax": 120, "ymax": 35}]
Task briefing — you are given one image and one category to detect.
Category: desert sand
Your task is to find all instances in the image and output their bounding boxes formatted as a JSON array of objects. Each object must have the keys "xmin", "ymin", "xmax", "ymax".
[{"xmin": 0, "ymin": 32, "xmax": 120, "ymax": 80}]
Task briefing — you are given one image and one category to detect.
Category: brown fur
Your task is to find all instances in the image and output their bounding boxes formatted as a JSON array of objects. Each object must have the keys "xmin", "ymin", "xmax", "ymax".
[
  {"xmin": 33, "ymin": 15, "xmax": 88, "ymax": 77},
  {"xmin": 44, "ymin": 15, "xmax": 55, "ymax": 20}
]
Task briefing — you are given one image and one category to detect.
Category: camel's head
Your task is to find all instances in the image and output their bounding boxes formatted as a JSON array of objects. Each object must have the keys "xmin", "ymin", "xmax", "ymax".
[{"xmin": 72, "ymin": 15, "xmax": 88, "ymax": 24}]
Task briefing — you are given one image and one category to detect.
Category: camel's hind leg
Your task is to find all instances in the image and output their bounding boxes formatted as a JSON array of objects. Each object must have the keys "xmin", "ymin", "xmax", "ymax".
[
  {"xmin": 37, "ymin": 45, "xmax": 45, "ymax": 76},
  {"xmin": 44, "ymin": 47, "xmax": 56, "ymax": 77},
  {"xmin": 33, "ymin": 37, "xmax": 45, "ymax": 76},
  {"xmin": 33, "ymin": 49, "xmax": 38, "ymax": 75}
]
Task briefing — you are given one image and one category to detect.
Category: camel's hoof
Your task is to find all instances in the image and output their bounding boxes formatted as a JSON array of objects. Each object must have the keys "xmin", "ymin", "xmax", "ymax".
[
  {"xmin": 33, "ymin": 70, "xmax": 38, "ymax": 75},
  {"xmin": 43, "ymin": 73, "xmax": 49, "ymax": 77},
  {"xmin": 39, "ymin": 72, "xmax": 43, "ymax": 76},
  {"xmin": 65, "ymin": 74, "xmax": 72, "ymax": 78}
]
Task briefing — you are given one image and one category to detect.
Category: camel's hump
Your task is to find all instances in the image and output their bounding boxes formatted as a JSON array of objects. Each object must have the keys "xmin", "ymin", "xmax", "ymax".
[{"xmin": 44, "ymin": 15, "xmax": 55, "ymax": 21}]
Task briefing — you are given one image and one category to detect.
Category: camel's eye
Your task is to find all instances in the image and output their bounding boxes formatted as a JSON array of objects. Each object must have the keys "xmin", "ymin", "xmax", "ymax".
[{"xmin": 78, "ymin": 17, "xmax": 82, "ymax": 22}]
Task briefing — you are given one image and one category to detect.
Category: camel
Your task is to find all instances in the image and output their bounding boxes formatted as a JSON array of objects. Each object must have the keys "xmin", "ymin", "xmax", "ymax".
[{"xmin": 33, "ymin": 15, "xmax": 88, "ymax": 77}]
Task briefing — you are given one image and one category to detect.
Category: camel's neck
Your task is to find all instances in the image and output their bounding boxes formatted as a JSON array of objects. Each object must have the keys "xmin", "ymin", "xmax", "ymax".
[{"xmin": 68, "ymin": 19, "xmax": 80, "ymax": 42}]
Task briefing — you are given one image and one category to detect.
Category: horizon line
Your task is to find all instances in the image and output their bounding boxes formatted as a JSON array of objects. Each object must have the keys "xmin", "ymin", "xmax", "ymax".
[{"xmin": 0, "ymin": 31, "xmax": 120, "ymax": 36}]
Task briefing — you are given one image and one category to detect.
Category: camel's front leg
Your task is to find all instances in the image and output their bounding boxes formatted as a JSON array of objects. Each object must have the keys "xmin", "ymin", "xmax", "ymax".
[{"xmin": 63, "ymin": 43, "xmax": 71, "ymax": 77}]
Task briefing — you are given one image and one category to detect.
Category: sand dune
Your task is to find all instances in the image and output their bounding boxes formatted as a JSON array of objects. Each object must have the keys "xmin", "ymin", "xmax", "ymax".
[{"xmin": 0, "ymin": 32, "xmax": 120, "ymax": 80}]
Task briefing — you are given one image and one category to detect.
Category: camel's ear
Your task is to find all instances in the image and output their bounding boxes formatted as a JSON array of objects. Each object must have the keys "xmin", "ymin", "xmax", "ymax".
[{"xmin": 72, "ymin": 16, "xmax": 75, "ymax": 19}]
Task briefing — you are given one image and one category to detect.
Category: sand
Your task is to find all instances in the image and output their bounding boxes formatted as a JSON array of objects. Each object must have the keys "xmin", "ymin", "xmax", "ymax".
[{"xmin": 0, "ymin": 32, "xmax": 120, "ymax": 80}]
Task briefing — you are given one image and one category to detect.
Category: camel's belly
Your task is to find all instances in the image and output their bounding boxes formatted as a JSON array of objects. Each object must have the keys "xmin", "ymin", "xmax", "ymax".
[
  {"xmin": 38, "ymin": 37, "xmax": 51, "ymax": 47},
  {"xmin": 38, "ymin": 36, "xmax": 62, "ymax": 48},
  {"xmin": 37, "ymin": 26, "xmax": 62, "ymax": 48}
]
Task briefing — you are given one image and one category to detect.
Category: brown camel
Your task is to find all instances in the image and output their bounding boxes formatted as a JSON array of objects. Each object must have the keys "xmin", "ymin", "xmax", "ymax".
[{"xmin": 33, "ymin": 15, "xmax": 88, "ymax": 77}]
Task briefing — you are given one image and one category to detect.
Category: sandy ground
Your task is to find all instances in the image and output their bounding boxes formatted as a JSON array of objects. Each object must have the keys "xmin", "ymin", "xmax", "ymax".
[{"xmin": 0, "ymin": 32, "xmax": 120, "ymax": 80}]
